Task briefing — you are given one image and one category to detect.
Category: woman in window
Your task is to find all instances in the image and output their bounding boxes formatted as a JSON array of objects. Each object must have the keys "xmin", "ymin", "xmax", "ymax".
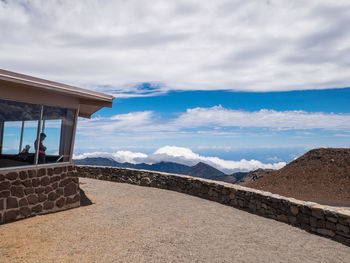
[{"xmin": 35, "ymin": 133, "xmax": 47, "ymax": 164}]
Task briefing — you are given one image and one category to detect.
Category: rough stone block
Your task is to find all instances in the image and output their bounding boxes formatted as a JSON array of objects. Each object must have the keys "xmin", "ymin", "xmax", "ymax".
[
  {"xmin": 334, "ymin": 235, "xmax": 350, "ymax": 246},
  {"xmin": 0, "ymin": 198, "xmax": 3, "ymax": 210},
  {"xmin": 65, "ymin": 197, "xmax": 74, "ymax": 204},
  {"xmin": 48, "ymin": 192, "xmax": 58, "ymax": 201},
  {"xmin": 20, "ymin": 207, "xmax": 31, "ymax": 217},
  {"xmin": 248, "ymin": 202, "xmax": 256, "ymax": 212},
  {"xmin": 52, "ymin": 182, "xmax": 58, "ymax": 190},
  {"xmin": 54, "ymin": 167, "xmax": 62, "ymax": 174},
  {"xmin": 28, "ymin": 170, "xmax": 37, "ymax": 178},
  {"xmin": 326, "ymin": 216, "xmax": 338, "ymax": 223},
  {"xmin": 27, "ymin": 194, "xmax": 39, "ymax": 205},
  {"xmin": 0, "ymin": 190, "xmax": 10, "ymax": 198},
  {"xmin": 73, "ymin": 194, "xmax": 80, "ymax": 203},
  {"xmin": 32, "ymin": 178, "xmax": 40, "ymax": 187},
  {"xmin": 317, "ymin": 220, "xmax": 326, "ymax": 228},
  {"xmin": 312, "ymin": 207, "xmax": 324, "ymax": 219},
  {"xmin": 4, "ymin": 210, "xmax": 19, "ymax": 222},
  {"xmin": 13, "ymin": 180, "xmax": 21, "ymax": 185},
  {"xmin": 0, "ymin": 181, "xmax": 11, "ymax": 191},
  {"xmin": 35, "ymin": 187, "xmax": 45, "ymax": 194},
  {"xmin": 50, "ymin": 176, "xmax": 59, "ymax": 183},
  {"xmin": 38, "ymin": 193, "xmax": 47, "ymax": 202},
  {"xmin": 140, "ymin": 177, "xmax": 151, "ymax": 186},
  {"xmin": 336, "ymin": 223, "xmax": 349, "ymax": 234},
  {"xmin": 59, "ymin": 178, "xmax": 71, "ymax": 187},
  {"xmin": 37, "ymin": 168, "xmax": 46, "ymax": 177},
  {"xmin": 11, "ymin": 186, "xmax": 25, "ymax": 198},
  {"xmin": 24, "ymin": 187, "xmax": 35, "ymax": 195},
  {"xmin": 47, "ymin": 168, "xmax": 54, "ymax": 176},
  {"xmin": 41, "ymin": 176, "xmax": 50, "ymax": 186},
  {"xmin": 22, "ymin": 179, "xmax": 32, "ymax": 187},
  {"xmin": 277, "ymin": 214, "xmax": 288, "ymax": 222},
  {"xmin": 338, "ymin": 216, "xmax": 350, "ymax": 226},
  {"xmin": 297, "ymin": 214, "xmax": 310, "ymax": 225},
  {"xmin": 325, "ymin": 221, "xmax": 336, "ymax": 231},
  {"xmin": 0, "ymin": 174, "xmax": 4, "ymax": 181},
  {"xmin": 56, "ymin": 197, "xmax": 65, "ymax": 208},
  {"xmin": 64, "ymin": 182, "xmax": 77, "ymax": 197},
  {"xmin": 19, "ymin": 198, "xmax": 28, "ymax": 207},
  {"xmin": 19, "ymin": 171, "xmax": 28, "ymax": 180},
  {"xmin": 288, "ymin": 216, "xmax": 297, "ymax": 225},
  {"xmin": 43, "ymin": 200, "xmax": 54, "ymax": 210},
  {"xmin": 44, "ymin": 186, "xmax": 53, "ymax": 194},
  {"xmin": 5, "ymin": 172, "xmax": 18, "ymax": 181},
  {"xmin": 300, "ymin": 206, "xmax": 312, "ymax": 216},
  {"xmin": 317, "ymin": 228, "xmax": 335, "ymax": 237},
  {"xmin": 31, "ymin": 204, "xmax": 43, "ymax": 213},
  {"xmin": 7, "ymin": 197, "xmax": 18, "ymax": 209}
]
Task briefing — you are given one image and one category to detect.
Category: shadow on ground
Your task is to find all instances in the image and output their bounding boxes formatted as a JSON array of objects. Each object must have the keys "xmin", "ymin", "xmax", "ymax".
[{"xmin": 79, "ymin": 188, "xmax": 93, "ymax": 206}]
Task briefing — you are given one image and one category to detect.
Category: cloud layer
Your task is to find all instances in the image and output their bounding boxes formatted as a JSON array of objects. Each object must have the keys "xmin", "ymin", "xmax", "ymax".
[
  {"xmin": 77, "ymin": 106, "xmax": 350, "ymax": 136},
  {"xmin": 74, "ymin": 145, "xmax": 286, "ymax": 173},
  {"xmin": 1, "ymin": 1, "xmax": 350, "ymax": 95}
]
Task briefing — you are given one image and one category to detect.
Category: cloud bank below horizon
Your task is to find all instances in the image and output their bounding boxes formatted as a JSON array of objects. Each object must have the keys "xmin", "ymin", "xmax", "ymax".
[{"xmin": 74, "ymin": 145, "xmax": 286, "ymax": 173}]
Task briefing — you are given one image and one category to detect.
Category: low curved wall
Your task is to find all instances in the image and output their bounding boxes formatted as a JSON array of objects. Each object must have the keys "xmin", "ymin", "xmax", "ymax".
[
  {"xmin": 77, "ymin": 165, "xmax": 350, "ymax": 246},
  {"xmin": 0, "ymin": 164, "xmax": 80, "ymax": 224}
]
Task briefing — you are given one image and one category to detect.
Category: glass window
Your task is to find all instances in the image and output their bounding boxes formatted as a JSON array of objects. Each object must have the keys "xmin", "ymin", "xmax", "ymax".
[
  {"xmin": 0, "ymin": 98, "xmax": 76, "ymax": 169},
  {"xmin": 2, "ymin": 121, "xmax": 22, "ymax": 154},
  {"xmin": 42, "ymin": 105, "xmax": 76, "ymax": 164},
  {"xmin": 0, "ymin": 99, "xmax": 41, "ymax": 168}
]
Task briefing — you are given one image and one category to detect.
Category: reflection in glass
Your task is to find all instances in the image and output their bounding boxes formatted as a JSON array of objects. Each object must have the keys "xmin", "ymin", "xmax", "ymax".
[
  {"xmin": 0, "ymin": 98, "xmax": 76, "ymax": 168},
  {"xmin": 42, "ymin": 106, "xmax": 76, "ymax": 164},
  {"xmin": 0, "ymin": 99, "xmax": 41, "ymax": 168}
]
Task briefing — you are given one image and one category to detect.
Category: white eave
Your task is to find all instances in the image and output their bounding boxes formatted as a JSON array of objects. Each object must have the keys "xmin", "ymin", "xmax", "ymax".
[{"xmin": 0, "ymin": 69, "xmax": 115, "ymax": 118}]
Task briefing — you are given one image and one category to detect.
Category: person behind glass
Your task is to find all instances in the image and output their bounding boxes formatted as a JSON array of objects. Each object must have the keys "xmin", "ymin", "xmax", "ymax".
[{"xmin": 35, "ymin": 133, "xmax": 47, "ymax": 164}]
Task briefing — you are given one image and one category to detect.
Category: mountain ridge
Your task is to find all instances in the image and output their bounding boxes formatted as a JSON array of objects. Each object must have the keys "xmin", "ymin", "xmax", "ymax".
[{"xmin": 73, "ymin": 157, "xmax": 246, "ymax": 184}]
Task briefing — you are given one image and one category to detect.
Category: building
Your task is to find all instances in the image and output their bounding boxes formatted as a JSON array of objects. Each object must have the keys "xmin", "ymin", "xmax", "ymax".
[{"xmin": 0, "ymin": 69, "xmax": 114, "ymax": 224}]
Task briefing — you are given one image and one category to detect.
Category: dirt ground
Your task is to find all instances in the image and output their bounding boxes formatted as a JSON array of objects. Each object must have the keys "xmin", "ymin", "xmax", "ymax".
[
  {"xmin": 248, "ymin": 148, "xmax": 350, "ymax": 206},
  {"xmin": 0, "ymin": 177, "xmax": 349, "ymax": 263}
]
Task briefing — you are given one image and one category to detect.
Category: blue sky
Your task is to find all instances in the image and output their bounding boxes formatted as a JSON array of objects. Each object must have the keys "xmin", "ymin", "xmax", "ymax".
[
  {"xmin": 1, "ymin": 1, "xmax": 350, "ymax": 172},
  {"xmin": 74, "ymin": 87, "xmax": 350, "ymax": 173}
]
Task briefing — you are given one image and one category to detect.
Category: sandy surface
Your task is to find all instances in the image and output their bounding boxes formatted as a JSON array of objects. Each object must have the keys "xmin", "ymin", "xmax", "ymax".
[
  {"xmin": 248, "ymin": 148, "xmax": 350, "ymax": 206},
  {"xmin": 0, "ymin": 177, "xmax": 349, "ymax": 263}
]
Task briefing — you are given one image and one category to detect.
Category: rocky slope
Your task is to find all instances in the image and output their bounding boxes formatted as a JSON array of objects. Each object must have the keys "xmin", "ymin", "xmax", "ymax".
[
  {"xmin": 237, "ymin": 168, "xmax": 274, "ymax": 185},
  {"xmin": 247, "ymin": 148, "xmax": 350, "ymax": 206}
]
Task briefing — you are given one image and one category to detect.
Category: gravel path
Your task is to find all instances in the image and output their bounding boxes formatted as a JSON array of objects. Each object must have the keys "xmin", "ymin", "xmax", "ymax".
[{"xmin": 0, "ymin": 177, "xmax": 349, "ymax": 263}]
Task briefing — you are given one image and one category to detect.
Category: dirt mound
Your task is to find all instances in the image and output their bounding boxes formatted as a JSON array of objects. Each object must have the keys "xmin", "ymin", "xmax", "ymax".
[{"xmin": 247, "ymin": 148, "xmax": 350, "ymax": 206}]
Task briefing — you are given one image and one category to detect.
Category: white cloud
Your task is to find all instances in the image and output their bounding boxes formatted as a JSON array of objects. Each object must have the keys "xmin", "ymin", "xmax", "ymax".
[
  {"xmin": 74, "ymin": 145, "xmax": 285, "ymax": 173},
  {"xmin": 1, "ymin": 1, "xmax": 350, "ymax": 95},
  {"xmin": 74, "ymin": 150, "xmax": 148, "ymax": 164},
  {"xmin": 174, "ymin": 106, "xmax": 350, "ymax": 130},
  {"xmin": 77, "ymin": 106, "xmax": 350, "ymax": 136},
  {"xmin": 149, "ymin": 146, "xmax": 286, "ymax": 173},
  {"xmin": 77, "ymin": 111, "xmax": 154, "ymax": 135}
]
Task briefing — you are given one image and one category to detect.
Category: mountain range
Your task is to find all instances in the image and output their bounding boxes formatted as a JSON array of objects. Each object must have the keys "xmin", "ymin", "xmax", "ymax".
[{"xmin": 73, "ymin": 157, "xmax": 249, "ymax": 184}]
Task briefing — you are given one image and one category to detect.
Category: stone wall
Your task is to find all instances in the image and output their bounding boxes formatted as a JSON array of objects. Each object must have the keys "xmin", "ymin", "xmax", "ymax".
[
  {"xmin": 77, "ymin": 165, "xmax": 350, "ymax": 246},
  {"xmin": 0, "ymin": 165, "xmax": 80, "ymax": 225}
]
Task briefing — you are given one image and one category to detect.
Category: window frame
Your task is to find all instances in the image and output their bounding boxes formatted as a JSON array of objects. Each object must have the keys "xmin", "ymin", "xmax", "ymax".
[{"xmin": 0, "ymin": 98, "xmax": 79, "ymax": 171}]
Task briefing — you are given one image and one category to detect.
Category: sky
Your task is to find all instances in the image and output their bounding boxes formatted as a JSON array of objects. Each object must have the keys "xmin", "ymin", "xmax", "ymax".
[{"xmin": 1, "ymin": 1, "xmax": 350, "ymax": 173}]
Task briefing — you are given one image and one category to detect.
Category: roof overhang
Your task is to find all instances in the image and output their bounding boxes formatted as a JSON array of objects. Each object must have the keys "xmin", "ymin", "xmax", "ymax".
[{"xmin": 0, "ymin": 69, "xmax": 115, "ymax": 118}]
